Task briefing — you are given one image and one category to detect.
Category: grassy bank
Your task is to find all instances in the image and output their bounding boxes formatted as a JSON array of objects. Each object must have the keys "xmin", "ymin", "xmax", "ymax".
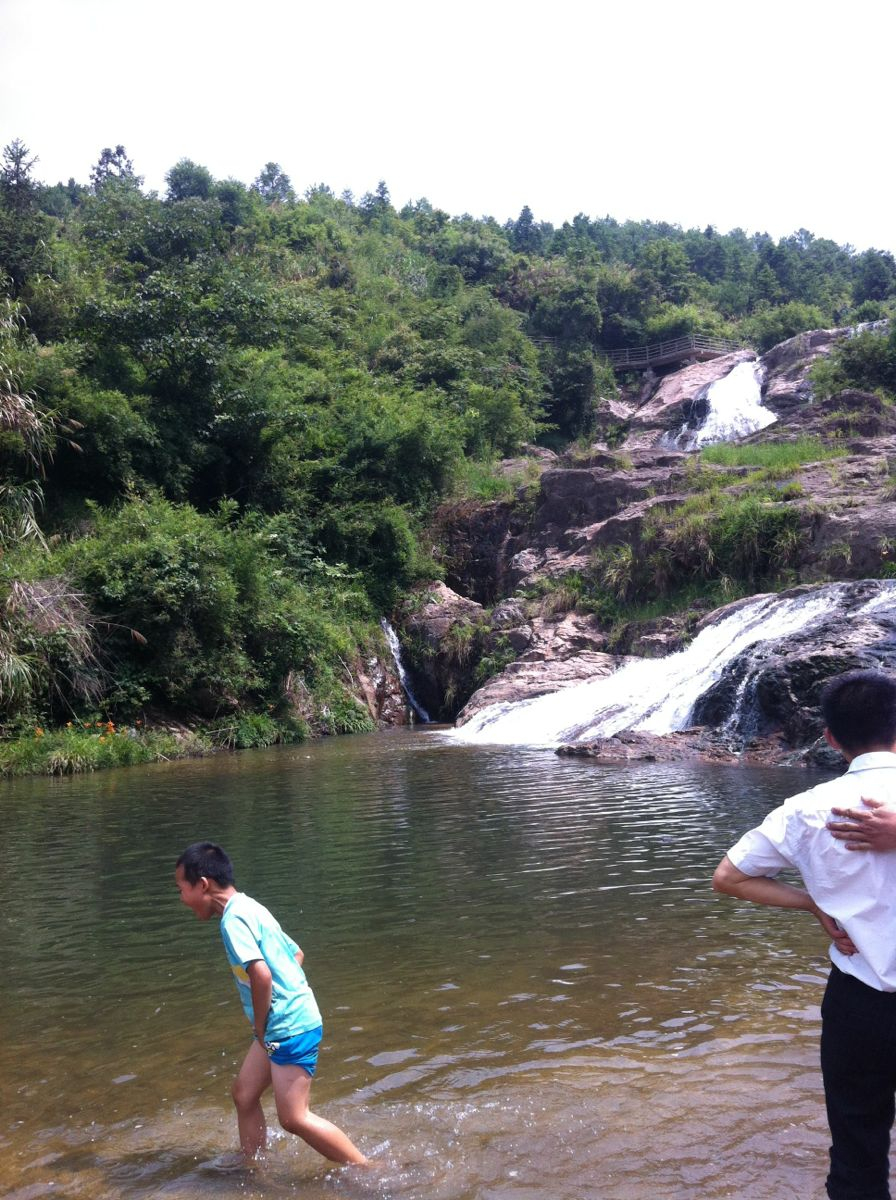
[{"xmin": 0, "ymin": 712, "xmax": 316, "ymax": 778}]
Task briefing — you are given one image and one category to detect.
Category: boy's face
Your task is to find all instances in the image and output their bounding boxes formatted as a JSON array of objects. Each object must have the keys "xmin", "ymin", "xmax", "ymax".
[{"xmin": 175, "ymin": 864, "xmax": 215, "ymax": 919}]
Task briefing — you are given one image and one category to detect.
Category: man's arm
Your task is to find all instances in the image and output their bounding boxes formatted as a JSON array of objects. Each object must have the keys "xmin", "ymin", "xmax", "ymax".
[
  {"xmin": 712, "ymin": 855, "xmax": 857, "ymax": 954},
  {"xmin": 713, "ymin": 854, "xmax": 818, "ymax": 911},
  {"xmin": 246, "ymin": 959, "xmax": 273, "ymax": 1043},
  {"xmin": 827, "ymin": 797, "xmax": 896, "ymax": 851}
]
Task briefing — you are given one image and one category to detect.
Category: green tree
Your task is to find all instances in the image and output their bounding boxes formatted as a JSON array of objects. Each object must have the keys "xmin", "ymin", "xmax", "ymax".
[
  {"xmin": 252, "ymin": 162, "xmax": 295, "ymax": 205},
  {"xmin": 165, "ymin": 158, "xmax": 215, "ymax": 202},
  {"xmin": 90, "ymin": 144, "xmax": 141, "ymax": 191},
  {"xmin": 854, "ymin": 250, "xmax": 896, "ymax": 306},
  {"xmin": 0, "ymin": 140, "xmax": 51, "ymax": 296}
]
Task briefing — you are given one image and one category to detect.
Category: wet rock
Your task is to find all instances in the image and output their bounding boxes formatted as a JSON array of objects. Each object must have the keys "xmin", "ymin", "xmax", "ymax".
[
  {"xmin": 690, "ymin": 581, "xmax": 896, "ymax": 754},
  {"xmin": 359, "ymin": 656, "xmax": 409, "ymax": 727},
  {"xmin": 457, "ymin": 651, "xmax": 619, "ymax": 724},
  {"xmin": 556, "ymin": 728, "xmax": 739, "ymax": 764},
  {"xmin": 760, "ymin": 327, "xmax": 847, "ymax": 414}
]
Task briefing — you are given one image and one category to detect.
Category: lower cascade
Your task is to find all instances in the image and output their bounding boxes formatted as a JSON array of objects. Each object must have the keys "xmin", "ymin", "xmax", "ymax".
[{"xmin": 449, "ymin": 581, "xmax": 896, "ymax": 748}]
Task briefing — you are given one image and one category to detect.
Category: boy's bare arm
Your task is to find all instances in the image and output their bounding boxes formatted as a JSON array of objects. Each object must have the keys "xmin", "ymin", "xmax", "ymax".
[
  {"xmin": 827, "ymin": 797, "xmax": 896, "ymax": 851},
  {"xmin": 712, "ymin": 855, "xmax": 857, "ymax": 954},
  {"xmin": 246, "ymin": 959, "xmax": 273, "ymax": 1043},
  {"xmin": 294, "ymin": 948, "xmax": 304, "ymax": 966}
]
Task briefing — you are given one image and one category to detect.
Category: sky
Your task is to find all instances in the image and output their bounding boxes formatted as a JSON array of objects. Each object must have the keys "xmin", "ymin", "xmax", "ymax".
[{"xmin": 2, "ymin": 0, "xmax": 894, "ymax": 252}]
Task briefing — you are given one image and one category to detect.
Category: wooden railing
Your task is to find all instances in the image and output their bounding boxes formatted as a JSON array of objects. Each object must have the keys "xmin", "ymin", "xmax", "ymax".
[{"xmin": 606, "ymin": 334, "xmax": 742, "ymax": 369}]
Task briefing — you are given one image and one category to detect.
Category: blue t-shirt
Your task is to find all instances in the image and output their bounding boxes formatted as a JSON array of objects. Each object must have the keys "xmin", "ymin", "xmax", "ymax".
[{"xmin": 219, "ymin": 892, "xmax": 322, "ymax": 1041}]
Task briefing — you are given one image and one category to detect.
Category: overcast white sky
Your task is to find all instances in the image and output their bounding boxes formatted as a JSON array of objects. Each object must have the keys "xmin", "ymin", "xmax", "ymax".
[{"xmin": 2, "ymin": 0, "xmax": 893, "ymax": 251}]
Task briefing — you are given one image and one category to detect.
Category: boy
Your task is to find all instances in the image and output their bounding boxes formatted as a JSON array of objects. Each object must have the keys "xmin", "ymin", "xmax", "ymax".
[
  {"xmin": 174, "ymin": 841, "xmax": 367, "ymax": 1166},
  {"xmin": 713, "ymin": 670, "xmax": 896, "ymax": 1200}
]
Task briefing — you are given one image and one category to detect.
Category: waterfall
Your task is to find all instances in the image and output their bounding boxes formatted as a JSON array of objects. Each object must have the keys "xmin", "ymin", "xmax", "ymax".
[
  {"xmin": 675, "ymin": 361, "xmax": 777, "ymax": 450},
  {"xmin": 380, "ymin": 619, "xmax": 431, "ymax": 723},
  {"xmin": 448, "ymin": 583, "xmax": 896, "ymax": 748}
]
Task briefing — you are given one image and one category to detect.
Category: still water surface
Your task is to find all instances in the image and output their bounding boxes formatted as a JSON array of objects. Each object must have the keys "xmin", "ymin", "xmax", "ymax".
[{"xmin": 0, "ymin": 730, "xmax": 846, "ymax": 1198}]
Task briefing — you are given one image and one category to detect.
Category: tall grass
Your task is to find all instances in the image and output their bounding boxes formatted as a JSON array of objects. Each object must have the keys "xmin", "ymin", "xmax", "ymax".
[
  {"xmin": 0, "ymin": 722, "xmax": 209, "ymax": 777},
  {"xmin": 452, "ymin": 457, "xmax": 541, "ymax": 501},
  {"xmin": 700, "ymin": 438, "xmax": 846, "ymax": 469}
]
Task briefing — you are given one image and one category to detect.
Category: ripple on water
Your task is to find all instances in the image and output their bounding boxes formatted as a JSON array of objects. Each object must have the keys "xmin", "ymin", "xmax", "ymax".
[{"xmin": 0, "ymin": 736, "xmax": 847, "ymax": 1198}]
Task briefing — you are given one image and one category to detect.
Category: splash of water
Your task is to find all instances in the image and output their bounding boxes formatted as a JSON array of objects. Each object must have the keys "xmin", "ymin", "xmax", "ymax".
[
  {"xmin": 678, "ymin": 361, "xmax": 777, "ymax": 450},
  {"xmin": 381, "ymin": 618, "xmax": 431, "ymax": 722},
  {"xmin": 450, "ymin": 583, "xmax": 894, "ymax": 747}
]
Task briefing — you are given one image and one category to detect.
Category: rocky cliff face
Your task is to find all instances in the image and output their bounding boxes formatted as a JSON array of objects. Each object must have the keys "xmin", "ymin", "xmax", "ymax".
[
  {"xmin": 395, "ymin": 324, "xmax": 896, "ymax": 761},
  {"xmin": 427, "ymin": 326, "xmax": 896, "ymax": 600}
]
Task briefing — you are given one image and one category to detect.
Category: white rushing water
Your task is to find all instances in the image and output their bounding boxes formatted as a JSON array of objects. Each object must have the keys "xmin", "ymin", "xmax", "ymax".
[
  {"xmin": 678, "ymin": 361, "xmax": 777, "ymax": 450},
  {"xmin": 381, "ymin": 618, "xmax": 431, "ymax": 722},
  {"xmin": 450, "ymin": 585, "xmax": 876, "ymax": 748}
]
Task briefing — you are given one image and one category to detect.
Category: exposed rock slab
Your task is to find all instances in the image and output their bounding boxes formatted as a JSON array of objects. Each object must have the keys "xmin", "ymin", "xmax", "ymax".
[
  {"xmin": 761, "ymin": 327, "xmax": 848, "ymax": 414},
  {"xmin": 457, "ymin": 650, "xmax": 620, "ymax": 723},
  {"xmin": 690, "ymin": 581, "xmax": 896, "ymax": 751}
]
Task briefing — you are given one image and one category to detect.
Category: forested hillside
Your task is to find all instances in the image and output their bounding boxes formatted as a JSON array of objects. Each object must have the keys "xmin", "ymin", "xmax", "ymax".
[{"xmin": 2, "ymin": 137, "xmax": 895, "ymax": 765}]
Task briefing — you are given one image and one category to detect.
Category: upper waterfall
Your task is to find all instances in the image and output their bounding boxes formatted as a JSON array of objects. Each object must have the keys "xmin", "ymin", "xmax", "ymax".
[
  {"xmin": 448, "ymin": 583, "xmax": 896, "ymax": 748},
  {"xmin": 674, "ymin": 361, "xmax": 777, "ymax": 450}
]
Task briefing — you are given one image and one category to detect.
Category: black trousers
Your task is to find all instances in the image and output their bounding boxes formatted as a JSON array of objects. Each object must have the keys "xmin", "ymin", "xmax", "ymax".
[{"xmin": 821, "ymin": 965, "xmax": 896, "ymax": 1199}]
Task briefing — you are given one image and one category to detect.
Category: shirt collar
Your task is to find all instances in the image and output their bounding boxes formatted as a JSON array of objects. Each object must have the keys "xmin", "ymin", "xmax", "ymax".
[{"xmin": 847, "ymin": 751, "xmax": 896, "ymax": 773}]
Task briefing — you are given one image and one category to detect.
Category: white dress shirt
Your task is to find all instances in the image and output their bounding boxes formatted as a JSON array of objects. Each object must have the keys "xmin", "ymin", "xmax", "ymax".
[{"xmin": 727, "ymin": 752, "xmax": 896, "ymax": 991}]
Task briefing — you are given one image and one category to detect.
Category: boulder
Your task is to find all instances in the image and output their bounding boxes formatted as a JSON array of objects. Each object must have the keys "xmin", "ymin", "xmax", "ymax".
[
  {"xmin": 690, "ymin": 581, "xmax": 896, "ymax": 750},
  {"xmin": 760, "ymin": 327, "xmax": 847, "ymax": 415},
  {"xmin": 457, "ymin": 650, "xmax": 619, "ymax": 724}
]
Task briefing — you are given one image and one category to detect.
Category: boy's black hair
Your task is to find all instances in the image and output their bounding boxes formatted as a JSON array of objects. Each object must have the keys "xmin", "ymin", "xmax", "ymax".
[
  {"xmin": 820, "ymin": 669, "xmax": 896, "ymax": 753},
  {"xmin": 176, "ymin": 841, "xmax": 234, "ymax": 886}
]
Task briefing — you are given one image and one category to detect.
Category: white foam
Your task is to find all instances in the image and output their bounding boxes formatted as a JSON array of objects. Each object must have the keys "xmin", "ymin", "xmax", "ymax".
[{"xmin": 451, "ymin": 584, "xmax": 896, "ymax": 747}]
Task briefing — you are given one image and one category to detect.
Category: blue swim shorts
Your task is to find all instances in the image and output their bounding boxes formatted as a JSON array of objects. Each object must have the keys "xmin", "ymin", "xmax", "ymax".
[{"xmin": 262, "ymin": 1025, "xmax": 322, "ymax": 1073}]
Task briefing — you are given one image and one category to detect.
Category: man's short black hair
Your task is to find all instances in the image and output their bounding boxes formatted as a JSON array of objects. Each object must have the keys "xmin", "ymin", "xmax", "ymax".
[
  {"xmin": 176, "ymin": 841, "xmax": 234, "ymax": 886},
  {"xmin": 820, "ymin": 669, "xmax": 896, "ymax": 754}
]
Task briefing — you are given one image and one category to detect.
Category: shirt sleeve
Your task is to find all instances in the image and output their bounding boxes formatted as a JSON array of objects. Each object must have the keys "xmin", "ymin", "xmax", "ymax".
[
  {"xmin": 221, "ymin": 915, "xmax": 264, "ymax": 967},
  {"xmin": 726, "ymin": 803, "xmax": 799, "ymax": 877},
  {"xmin": 284, "ymin": 933, "xmax": 300, "ymax": 957}
]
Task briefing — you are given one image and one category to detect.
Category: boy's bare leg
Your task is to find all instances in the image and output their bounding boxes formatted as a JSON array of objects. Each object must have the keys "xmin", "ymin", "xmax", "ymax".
[
  {"xmin": 271, "ymin": 1063, "xmax": 368, "ymax": 1165},
  {"xmin": 231, "ymin": 1040, "xmax": 271, "ymax": 1157}
]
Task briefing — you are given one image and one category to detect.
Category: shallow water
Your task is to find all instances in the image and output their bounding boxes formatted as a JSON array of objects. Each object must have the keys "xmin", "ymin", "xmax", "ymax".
[{"xmin": 0, "ymin": 730, "xmax": 852, "ymax": 1197}]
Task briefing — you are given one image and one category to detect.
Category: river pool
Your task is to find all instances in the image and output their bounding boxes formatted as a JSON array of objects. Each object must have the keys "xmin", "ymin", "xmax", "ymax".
[{"xmin": 0, "ymin": 729, "xmax": 849, "ymax": 1198}]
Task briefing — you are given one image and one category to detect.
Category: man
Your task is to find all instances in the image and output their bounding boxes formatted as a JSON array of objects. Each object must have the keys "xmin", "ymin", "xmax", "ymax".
[{"xmin": 713, "ymin": 669, "xmax": 896, "ymax": 1200}]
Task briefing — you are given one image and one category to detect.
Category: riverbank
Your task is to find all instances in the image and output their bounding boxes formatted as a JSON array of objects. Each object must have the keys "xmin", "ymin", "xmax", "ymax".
[{"xmin": 0, "ymin": 712, "xmax": 310, "ymax": 777}]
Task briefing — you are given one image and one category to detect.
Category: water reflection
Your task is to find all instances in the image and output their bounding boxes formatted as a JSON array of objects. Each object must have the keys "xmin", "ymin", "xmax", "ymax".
[{"xmin": 0, "ymin": 732, "xmax": 846, "ymax": 1197}]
